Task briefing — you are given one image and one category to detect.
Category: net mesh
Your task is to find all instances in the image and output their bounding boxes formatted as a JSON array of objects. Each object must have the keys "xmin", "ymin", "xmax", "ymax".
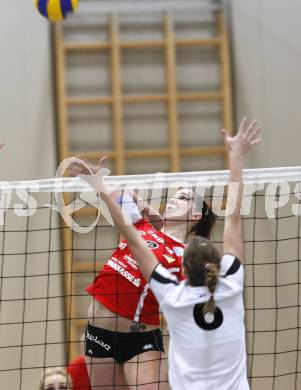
[{"xmin": 0, "ymin": 167, "xmax": 300, "ymax": 390}]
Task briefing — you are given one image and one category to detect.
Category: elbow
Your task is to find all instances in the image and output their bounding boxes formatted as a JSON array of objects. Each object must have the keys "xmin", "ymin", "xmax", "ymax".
[
  {"xmin": 232, "ymin": 213, "xmax": 241, "ymax": 221},
  {"xmin": 228, "ymin": 213, "xmax": 242, "ymax": 224},
  {"xmin": 127, "ymin": 236, "xmax": 140, "ymax": 248},
  {"xmin": 127, "ymin": 233, "xmax": 146, "ymax": 253}
]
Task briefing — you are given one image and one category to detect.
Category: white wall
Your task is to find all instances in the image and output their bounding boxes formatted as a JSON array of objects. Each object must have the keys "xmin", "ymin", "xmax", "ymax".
[
  {"xmin": 231, "ymin": 4, "xmax": 301, "ymax": 389},
  {"xmin": 4, "ymin": 0, "xmax": 301, "ymax": 175},
  {"xmin": 231, "ymin": 0, "xmax": 301, "ymax": 169},
  {"xmin": 0, "ymin": 0, "xmax": 57, "ymax": 181},
  {"xmin": 0, "ymin": 3, "xmax": 64, "ymax": 390}
]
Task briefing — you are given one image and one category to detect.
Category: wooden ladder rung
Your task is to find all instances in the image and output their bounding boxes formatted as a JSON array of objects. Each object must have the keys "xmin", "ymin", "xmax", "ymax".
[
  {"xmin": 64, "ymin": 42, "xmax": 111, "ymax": 51},
  {"xmin": 64, "ymin": 37, "xmax": 222, "ymax": 52},
  {"xmin": 68, "ymin": 94, "xmax": 167, "ymax": 105},
  {"xmin": 71, "ymin": 148, "xmax": 171, "ymax": 160},
  {"xmin": 67, "ymin": 150, "xmax": 116, "ymax": 159},
  {"xmin": 178, "ymin": 91, "xmax": 223, "ymax": 102},
  {"xmin": 68, "ymin": 147, "xmax": 225, "ymax": 161},
  {"xmin": 67, "ymin": 92, "xmax": 223, "ymax": 106},
  {"xmin": 67, "ymin": 96, "xmax": 113, "ymax": 106},
  {"xmin": 123, "ymin": 94, "xmax": 168, "ymax": 104},
  {"xmin": 121, "ymin": 40, "xmax": 165, "ymax": 49},
  {"xmin": 176, "ymin": 37, "xmax": 222, "ymax": 47},
  {"xmin": 126, "ymin": 148, "xmax": 171, "ymax": 158},
  {"xmin": 181, "ymin": 146, "xmax": 226, "ymax": 157}
]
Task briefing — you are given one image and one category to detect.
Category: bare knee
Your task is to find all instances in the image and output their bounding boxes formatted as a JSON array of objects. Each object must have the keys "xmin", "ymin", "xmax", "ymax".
[
  {"xmin": 123, "ymin": 351, "xmax": 168, "ymax": 390},
  {"xmin": 86, "ymin": 357, "xmax": 129, "ymax": 390}
]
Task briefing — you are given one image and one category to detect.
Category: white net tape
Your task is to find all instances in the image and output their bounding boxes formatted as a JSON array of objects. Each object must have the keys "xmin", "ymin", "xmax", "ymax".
[{"xmin": 1, "ymin": 166, "xmax": 301, "ymax": 192}]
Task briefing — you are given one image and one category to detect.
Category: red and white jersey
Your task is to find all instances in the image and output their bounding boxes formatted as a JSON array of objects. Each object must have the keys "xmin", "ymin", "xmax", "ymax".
[{"xmin": 86, "ymin": 219, "xmax": 185, "ymax": 326}]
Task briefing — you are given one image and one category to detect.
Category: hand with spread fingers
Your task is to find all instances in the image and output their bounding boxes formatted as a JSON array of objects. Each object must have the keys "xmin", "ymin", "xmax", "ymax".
[
  {"xmin": 221, "ymin": 117, "xmax": 262, "ymax": 157},
  {"xmin": 67, "ymin": 155, "xmax": 107, "ymax": 177}
]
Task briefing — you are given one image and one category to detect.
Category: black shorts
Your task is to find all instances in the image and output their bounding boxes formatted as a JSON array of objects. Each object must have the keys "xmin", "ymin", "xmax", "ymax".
[{"xmin": 85, "ymin": 322, "xmax": 164, "ymax": 363}]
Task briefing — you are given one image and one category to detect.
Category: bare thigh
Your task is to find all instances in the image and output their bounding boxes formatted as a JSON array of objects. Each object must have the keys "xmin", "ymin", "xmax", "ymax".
[
  {"xmin": 85, "ymin": 356, "xmax": 130, "ymax": 390},
  {"xmin": 123, "ymin": 351, "xmax": 169, "ymax": 390}
]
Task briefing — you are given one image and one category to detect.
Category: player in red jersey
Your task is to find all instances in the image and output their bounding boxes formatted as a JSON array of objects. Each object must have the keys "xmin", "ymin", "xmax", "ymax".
[
  {"xmin": 68, "ymin": 158, "xmax": 216, "ymax": 390},
  {"xmin": 68, "ymin": 355, "xmax": 92, "ymax": 390},
  {"xmin": 86, "ymin": 214, "xmax": 185, "ymax": 327}
]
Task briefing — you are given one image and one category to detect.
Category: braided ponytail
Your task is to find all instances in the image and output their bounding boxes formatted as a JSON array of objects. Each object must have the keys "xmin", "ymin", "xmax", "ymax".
[{"xmin": 203, "ymin": 263, "xmax": 219, "ymax": 315}]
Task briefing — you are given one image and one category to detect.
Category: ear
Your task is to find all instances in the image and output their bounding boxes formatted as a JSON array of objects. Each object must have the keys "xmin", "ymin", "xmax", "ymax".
[{"xmin": 190, "ymin": 211, "xmax": 202, "ymax": 221}]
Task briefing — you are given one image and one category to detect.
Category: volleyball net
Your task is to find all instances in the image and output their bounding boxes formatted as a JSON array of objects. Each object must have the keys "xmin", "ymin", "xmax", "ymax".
[{"xmin": 0, "ymin": 166, "xmax": 300, "ymax": 390}]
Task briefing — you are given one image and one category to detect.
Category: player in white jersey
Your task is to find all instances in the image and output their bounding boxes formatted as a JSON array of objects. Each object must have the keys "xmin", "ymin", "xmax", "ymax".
[{"xmin": 82, "ymin": 117, "xmax": 262, "ymax": 390}]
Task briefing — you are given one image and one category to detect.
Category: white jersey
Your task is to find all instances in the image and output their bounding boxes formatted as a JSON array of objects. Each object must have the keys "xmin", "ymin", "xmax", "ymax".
[{"xmin": 150, "ymin": 253, "xmax": 249, "ymax": 390}]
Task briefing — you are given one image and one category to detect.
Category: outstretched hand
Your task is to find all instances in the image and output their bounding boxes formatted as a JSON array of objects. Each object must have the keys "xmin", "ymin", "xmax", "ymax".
[
  {"xmin": 67, "ymin": 155, "xmax": 107, "ymax": 177},
  {"xmin": 221, "ymin": 117, "xmax": 262, "ymax": 157},
  {"xmin": 76, "ymin": 156, "xmax": 110, "ymax": 196}
]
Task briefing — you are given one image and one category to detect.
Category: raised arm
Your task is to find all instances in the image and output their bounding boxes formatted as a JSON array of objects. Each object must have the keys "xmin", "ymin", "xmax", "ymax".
[
  {"xmin": 72, "ymin": 156, "xmax": 159, "ymax": 280},
  {"xmin": 100, "ymin": 186, "xmax": 159, "ymax": 281},
  {"xmin": 221, "ymin": 118, "xmax": 262, "ymax": 262},
  {"xmin": 67, "ymin": 155, "xmax": 163, "ymax": 230}
]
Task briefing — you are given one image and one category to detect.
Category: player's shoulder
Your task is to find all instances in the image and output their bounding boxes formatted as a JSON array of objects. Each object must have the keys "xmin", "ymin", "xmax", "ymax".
[
  {"xmin": 151, "ymin": 264, "xmax": 180, "ymax": 285},
  {"xmin": 134, "ymin": 218, "xmax": 153, "ymax": 231},
  {"xmin": 220, "ymin": 253, "xmax": 243, "ymax": 278},
  {"xmin": 218, "ymin": 253, "xmax": 244, "ymax": 292},
  {"xmin": 155, "ymin": 233, "xmax": 184, "ymax": 270},
  {"xmin": 149, "ymin": 264, "xmax": 186, "ymax": 305},
  {"xmin": 160, "ymin": 232, "xmax": 185, "ymax": 253}
]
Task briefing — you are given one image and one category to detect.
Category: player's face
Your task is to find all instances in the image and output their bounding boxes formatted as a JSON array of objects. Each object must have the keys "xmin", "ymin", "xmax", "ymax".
[
  {"xmin": 43, "ymin": 374, "xmax": 69, "ymax": 390},
  {"xmin": 164, "ymin": 188, "xmax": 201, "ymax": 221}
]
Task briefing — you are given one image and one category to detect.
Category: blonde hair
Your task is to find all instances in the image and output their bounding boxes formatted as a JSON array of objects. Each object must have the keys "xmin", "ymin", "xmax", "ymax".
[{"xmin": 39, "ymin": 367, "xmax": 72, "ymax": 390}]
